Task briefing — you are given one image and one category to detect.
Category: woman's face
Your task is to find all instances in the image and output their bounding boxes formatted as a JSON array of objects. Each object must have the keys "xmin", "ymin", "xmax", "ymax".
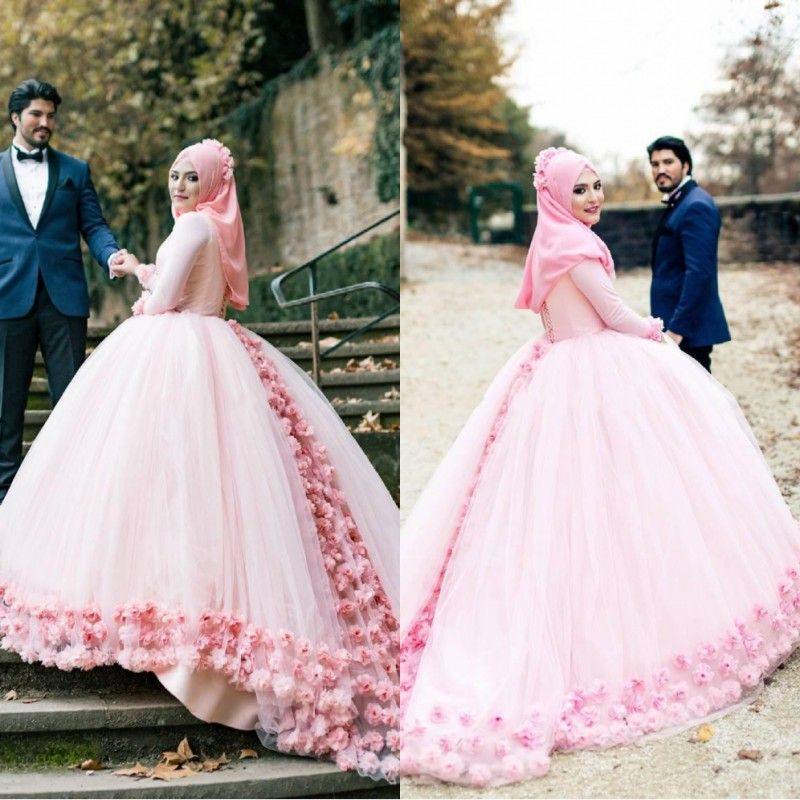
[
  {"xmin": 169, "ymin": 159, "xmax": 200, "ymax": 212},
  {"xmin": 571, "ymin": 168, "xmax": 604, "ymax": 225}
]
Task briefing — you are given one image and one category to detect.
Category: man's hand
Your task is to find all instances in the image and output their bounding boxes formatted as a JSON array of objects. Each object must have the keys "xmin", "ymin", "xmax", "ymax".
[
  {"xmin": 109, "ymin": 250, "xmax": 140, "ymax": 277},
  {"xmin": 666, "ymin": 330, "xmax": 683, "ymax": 345}
]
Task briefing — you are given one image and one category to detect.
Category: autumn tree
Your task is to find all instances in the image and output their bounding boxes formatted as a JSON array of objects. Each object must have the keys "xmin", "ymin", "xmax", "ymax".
[
  {"xmin": 692, "ymin": 16, "xmax": 800, "ymax": 195},
  {"xmin": 403, "ymin": 0, "xmax": 512, "ymax": 210},
  {"xmin": 0, "ymin": 0, "xmax": 269, "ymax": 258}
]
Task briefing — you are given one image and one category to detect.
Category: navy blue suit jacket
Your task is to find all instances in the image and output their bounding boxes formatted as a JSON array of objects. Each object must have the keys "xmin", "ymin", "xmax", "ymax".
[
  {"xmin": 0, "ymin": 146, "xmax": 119, "ymax": 319},
  {"xmin": 650, "ymin": 180, "xmax": 730, "ymax": 347}
]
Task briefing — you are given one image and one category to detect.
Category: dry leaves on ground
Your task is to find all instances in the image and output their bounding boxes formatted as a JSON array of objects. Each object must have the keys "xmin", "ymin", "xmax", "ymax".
[
  {"xmin": 737, "ymin": 749, "xmax": 764, "ymax": 761},
  {"xmin": 69, "ymin": 759, "xmax": 105, "ymax": 771},
  {"xmin": 113, "ymin": 737, "xmax": 235, "ymax": 782},
  {"xmin": 3, "ymin": 690, "xmax": 17, "ymax": 701},
  {"xmin": 692, "ymin": 724, "xmax": 715, "ymax": 743},
  {"xmin": 239, "ymin": 748, "xmax": 259, "ymax": 760},
  {"xmin": 353, "ymin": 411, "xmax": 383, "ymax": 432},
  {"xmin": 383, "ymin": 388, "xmax": 400, "ymax": 400},
  {"xmin": 331, "ymin": 356, "xmax": 397, "ymax": 374}
]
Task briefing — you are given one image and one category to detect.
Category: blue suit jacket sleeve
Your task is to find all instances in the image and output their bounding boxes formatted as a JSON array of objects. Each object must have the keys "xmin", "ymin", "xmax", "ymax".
[
  {"xmin": 668, "ymin": 201, "xmax": 720, "ymax": 337},
  {"xmin": 77, "ymin": 163, "xmax": 119, "ymax": 274}
]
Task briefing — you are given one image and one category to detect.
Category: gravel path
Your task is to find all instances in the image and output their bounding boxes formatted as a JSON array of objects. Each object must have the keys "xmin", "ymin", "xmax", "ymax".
[{"xmin": 400, "ymin": 239, "xmax": 800, "ymax": 798}]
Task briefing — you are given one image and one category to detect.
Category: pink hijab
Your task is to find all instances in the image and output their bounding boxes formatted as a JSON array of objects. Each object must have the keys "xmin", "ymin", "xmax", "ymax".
[
  {"xmin": 514, "ymin": 147, "xmax": 613, "ymax": 312},
  {"xmin": 171, "ymin": 138, "xmax": 249, "ymax": 310}
]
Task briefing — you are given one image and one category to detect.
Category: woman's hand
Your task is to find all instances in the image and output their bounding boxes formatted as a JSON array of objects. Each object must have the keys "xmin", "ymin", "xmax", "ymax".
[{"xmin": 110, "ymin": 250, "xmax": 140, "ymax": 277}]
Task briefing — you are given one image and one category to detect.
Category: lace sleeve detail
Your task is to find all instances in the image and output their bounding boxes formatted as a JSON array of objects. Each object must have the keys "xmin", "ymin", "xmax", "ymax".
[{"xmin": 134, "ymin": 264, "xmax": 157, "ymax": 291}]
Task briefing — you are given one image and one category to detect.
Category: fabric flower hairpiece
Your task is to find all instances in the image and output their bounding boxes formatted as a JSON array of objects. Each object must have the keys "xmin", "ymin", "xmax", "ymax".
[
  {"xmin": 202, "ymin": 138, "xmax": 235, "ymax": 182},
  {"xmin": 532, "ymin": 146, "xmax": 567, "ymax": 191}
]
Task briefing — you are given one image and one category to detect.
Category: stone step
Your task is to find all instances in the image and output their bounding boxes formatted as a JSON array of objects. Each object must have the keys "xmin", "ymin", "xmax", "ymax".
[
  {"xmin": 0, "ymin": 758, "xmax": 396, "ymax": 798},
  {"xmin": 22, "ymin": 396, "xmax": 399, "ymax": 443},
  {"xmin": 0, "ymin": 690, "xmax": 261, "ymax": 768},
  {"xmin": 86, "ymin": 315, "xmax": 400, "ymax": 350},
  {"xmin": 0, "ymin": 650, "xmax": 160, "ymax": 696},
  {"xmin": 31, "ymin": 340, "xmax": 399, "ymax": 383}
]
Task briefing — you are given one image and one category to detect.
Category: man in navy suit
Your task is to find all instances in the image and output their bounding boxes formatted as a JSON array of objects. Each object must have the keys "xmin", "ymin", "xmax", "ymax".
[
  {"xmin": 648, "ymin": 136, "xmax": 730, "ymax": 372},
  {"xmin": 0, "ymin": 79, "xmax": 129, "ymax": 500}
]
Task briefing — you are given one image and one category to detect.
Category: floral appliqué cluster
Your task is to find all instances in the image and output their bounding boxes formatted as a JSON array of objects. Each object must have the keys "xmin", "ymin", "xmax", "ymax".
[
  {"xmin": 202, "ymin": 138, "xmax": 235, "ymax": 182},
  {"xmin": 532, "ymin": 147, "xmax": 567, "ymax": 191}
]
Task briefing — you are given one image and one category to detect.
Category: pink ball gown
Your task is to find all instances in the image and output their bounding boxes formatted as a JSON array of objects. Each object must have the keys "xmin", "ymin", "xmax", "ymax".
[
  {"xmin": 0, "ymin": 211, "xmax": 400, "ymax": 782},
  {"xmin": 400, "ymin": 258, "xmax": 800, "ymax": 787}
]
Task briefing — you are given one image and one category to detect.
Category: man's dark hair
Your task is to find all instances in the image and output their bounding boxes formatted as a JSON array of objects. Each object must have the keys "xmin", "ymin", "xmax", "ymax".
[
  {"xmin": 647, "ymin": 135, "xmax": 692, "ymax": 173},
  {"xmin": 8, "ymin": 79, "xmax": 62, "ymax": 131}
]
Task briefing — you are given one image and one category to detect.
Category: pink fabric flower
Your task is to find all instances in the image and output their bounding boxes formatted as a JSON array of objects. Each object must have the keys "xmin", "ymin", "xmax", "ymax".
[
  {"xmin": 692, "ymin": 663, "xmax": 714, "ymax": 686},
  {"xmin": 467, "ymin": 764, "xmax": 492, "ymax": 787},
  {"xmin": 429, "ymin": 706, "xmax": 446, "ymax": 724}
]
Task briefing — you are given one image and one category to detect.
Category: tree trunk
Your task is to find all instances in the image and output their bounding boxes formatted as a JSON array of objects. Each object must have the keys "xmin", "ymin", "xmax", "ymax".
[{"xmin": 304, "ymin": 0, "xmax": 343, "ymax": 52}]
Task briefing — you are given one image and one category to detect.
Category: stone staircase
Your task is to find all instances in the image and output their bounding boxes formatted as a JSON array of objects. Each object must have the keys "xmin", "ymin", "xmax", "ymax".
[
  {"xmin": 1, "ymin": 315, "xmax": 400, "ymax": 797},
  {"xmin": 23, "ymin": 315, "xmax": 400, "ymax": 497},
  {"xmin": 0, "ymin": 651, "xmax": 396, "ymax": 798}
]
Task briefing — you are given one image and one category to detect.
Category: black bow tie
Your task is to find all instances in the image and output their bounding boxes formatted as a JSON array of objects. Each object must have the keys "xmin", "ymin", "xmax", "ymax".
[{"xmin": 16, "ymin": 148, "xmax": 43, "ymax": 163}]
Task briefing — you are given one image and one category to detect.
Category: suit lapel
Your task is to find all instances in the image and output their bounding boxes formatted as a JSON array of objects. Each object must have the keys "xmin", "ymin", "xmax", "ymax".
[
  {"xmin": 0, "ymin": 147, "xmax": 34, "ymax": 230},
  {"xmin": 37, "ymin": 148, "xmax": 59, "ymax": 230}
]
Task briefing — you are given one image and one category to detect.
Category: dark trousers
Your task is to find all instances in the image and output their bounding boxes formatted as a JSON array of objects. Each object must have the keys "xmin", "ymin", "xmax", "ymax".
[
  {"xmin": 680, "ymin": 341, "xmax": 713, "ymax": 372},
  {"xmin": 0, "ymin": 277, "xmax": 86, "ymax": 501}
]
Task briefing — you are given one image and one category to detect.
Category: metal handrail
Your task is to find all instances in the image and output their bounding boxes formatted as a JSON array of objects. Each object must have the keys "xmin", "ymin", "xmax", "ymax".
[{"xmin": 271, "ymin": 209, "xmax": 400, "ymax": 384}]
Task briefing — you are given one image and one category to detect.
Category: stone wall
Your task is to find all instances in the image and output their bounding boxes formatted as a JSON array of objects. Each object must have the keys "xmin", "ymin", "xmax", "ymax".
[
  {"xmin": 523, "ymin": 193, "xmax": 800, "ymax": 268},
  {"xmin": 227, "ymin": 34, "xmax": 399, "ymax": 274}
]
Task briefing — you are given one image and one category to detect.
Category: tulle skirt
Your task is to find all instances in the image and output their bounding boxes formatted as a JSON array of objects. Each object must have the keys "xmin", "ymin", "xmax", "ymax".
[
  {"xmin": 0, "ymin": 312, "xmax": 399, "ymax": 782},
  {"xmin": 401, "ymin": 330, "xmax": 799, "ymax": 787}
]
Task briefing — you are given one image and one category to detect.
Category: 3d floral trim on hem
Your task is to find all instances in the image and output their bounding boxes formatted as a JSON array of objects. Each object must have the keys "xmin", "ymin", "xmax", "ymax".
[
  {"xmin": 228, "ymin": 320, "xmax": 400, "ymax": 781},
  {"xmin": 400, "ymin": 560, "xmax": 800, "ymax": 786},
  {"xmin": 400, "ymin": 337, "xmax": 551, "ymax": 715},
  {"xmin": 0, "ymin": 591, "xmax": 397, "ymax": 781}
]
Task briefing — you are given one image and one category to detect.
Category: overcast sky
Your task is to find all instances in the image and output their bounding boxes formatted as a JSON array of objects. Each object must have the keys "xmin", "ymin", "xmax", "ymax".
[{"xmin": 501, "ymin": 0, "xmax": 800, "ymax": 174}]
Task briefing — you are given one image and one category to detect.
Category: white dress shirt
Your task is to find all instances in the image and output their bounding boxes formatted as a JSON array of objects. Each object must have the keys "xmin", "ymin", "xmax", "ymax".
[{"xmin": 11, "ymin": 144, "xmax": 48, "ymax": 228}]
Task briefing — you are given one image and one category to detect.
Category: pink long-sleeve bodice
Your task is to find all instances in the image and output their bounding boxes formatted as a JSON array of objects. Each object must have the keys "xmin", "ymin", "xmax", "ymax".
[
  {"xmin": 541, "ymin": 259, "xmax": 661, "ymax": 342},
  {"xmin": 137, "ymin": 212, "xmax": 227, "ymax": 316}
]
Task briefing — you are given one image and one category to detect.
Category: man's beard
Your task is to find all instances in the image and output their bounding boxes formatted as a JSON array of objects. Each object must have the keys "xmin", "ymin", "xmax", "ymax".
[
  {"xmin": 21, "ymin": 129, "xmax": 50, "ymax": 150},
  {"xmin": 654, "ymin": 176, "xmax": 680, "ymax": 194}
]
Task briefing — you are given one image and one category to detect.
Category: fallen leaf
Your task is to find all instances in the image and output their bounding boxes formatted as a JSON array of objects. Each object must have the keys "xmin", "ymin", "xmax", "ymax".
[
  {"xmin": 354, "ymin": 410, "xmax": 383, "ymax": 432},
  {"xmin": 383, "ymin": 388, "xmax": 400, "ymax": 400},
  {"xmin": 177, "ymin": 737, "xmax": 195, "ymax": 762},
  {"xmin": 201, "ymin": 754, "xmax": 230, "ymax": 772},
  {"xmin": 20, "ymin": 696, "xmax": 44, "ymax": 704},
  {"xmin": 3, "ymin": 690, "xmax": 17, "ymax": 701},
  {"xmin": 113, "ymin": 763, "xmax": 151, "ymax": 778},
  {"xmin": 151, "ymin": 763, "xmax": 194, "ymax": 781},
  {"xmin": 74, "ymin": 759, "xmax": 104, "ymax": 771},
  {"xmin": 693, "ymin": 724, "xmax": 714, "ymax": 743},
  {"xmin": 239, "ymin": 748, "xmax": 259, "ymax": 760},
  {"xmin": 738, "ymin": 749, "xmax": 763, "ymax": 761},
  {"xmin": 161, "ymin": 751, "xmax": 185, "ymax": 766}
]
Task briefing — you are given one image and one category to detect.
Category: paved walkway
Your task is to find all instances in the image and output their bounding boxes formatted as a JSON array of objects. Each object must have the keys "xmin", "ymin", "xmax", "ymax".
[{"xmin": 400, "ymin": 239, "xmax": 800, "ymax": 798}]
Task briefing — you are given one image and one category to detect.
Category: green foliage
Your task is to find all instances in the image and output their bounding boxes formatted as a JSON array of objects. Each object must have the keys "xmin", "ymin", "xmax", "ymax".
[
  {"xmin": 352, "ymin": 24, "xmax": 401, "ymax": 202},
  {"xmin": 229, "ymin": 231, "xmax": 399, "ymax": 323},
  {"xmin": 0, "ymin": 0, "xmax": 266, "ymax": 247},
  {"xmin": 332, "ymin": 0, "xmax": 400, "ymax": 41}
]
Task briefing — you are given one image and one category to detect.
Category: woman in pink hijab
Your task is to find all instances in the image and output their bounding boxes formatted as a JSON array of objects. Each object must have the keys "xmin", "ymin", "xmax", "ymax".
[
  {"xmin": 401, "ymin": 147, "xmax": 800, "ymax": 786},
  {"xmin": 0, "ymin": 139, "xmax": 399, "ymax": 783}
]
